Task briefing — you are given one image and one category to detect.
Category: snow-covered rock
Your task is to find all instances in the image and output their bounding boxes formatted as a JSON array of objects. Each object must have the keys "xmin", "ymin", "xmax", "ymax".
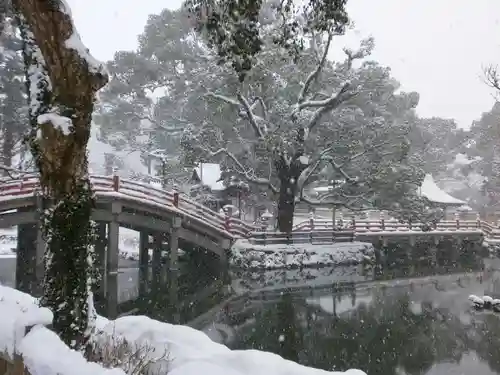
[{"xmin": 231, "ymin": 240, "xmax": 374, "ymax": 270}]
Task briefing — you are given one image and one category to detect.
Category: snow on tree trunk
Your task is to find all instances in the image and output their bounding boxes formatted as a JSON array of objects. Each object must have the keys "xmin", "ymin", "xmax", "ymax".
[{"xmin": 13, "ymin": 0, "xmax": 108, "ymax": 351}]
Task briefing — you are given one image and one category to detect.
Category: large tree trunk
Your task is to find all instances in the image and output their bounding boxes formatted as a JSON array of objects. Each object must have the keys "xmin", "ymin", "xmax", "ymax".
[
  {"xmin": 277, "ymin": 176, "xmax": 297, "ymax": 233},
  {"xmin": 13, "ymin": 0, "xmax": 108, "ymax": 351}
]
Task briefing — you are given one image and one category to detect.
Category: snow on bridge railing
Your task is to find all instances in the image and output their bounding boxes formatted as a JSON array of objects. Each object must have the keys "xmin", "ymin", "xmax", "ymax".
[
  {"xmin": 293, "ymin": 217, "xmax": 485, "ymax": 232},
  {"xmin": 0, "ymin": 174, "xmax": 260, "ymax": 239},
  {"xmin": 290, "ymin": 216, "xmax": 500, "ymax": 240}
]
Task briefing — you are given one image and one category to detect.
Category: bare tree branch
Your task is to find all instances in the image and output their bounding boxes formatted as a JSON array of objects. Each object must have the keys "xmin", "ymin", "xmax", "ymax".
[
  {"xmin": 297, "ymin": 30, "xmax": 334, "ymax": 105},
  {"xmin": 300, "ymin": 194, "xmax": 370, "ymax": 211},
  {"xmin": 204, "ymin": 91, "xmax": 266, "ymax": 138},
  {"xmin": 236, "ymin": 93, "xmax": 264, "ymax": 138},
  {"xmin": 206, "ymin": 147, "xmax": 279, "ymax": 194}
]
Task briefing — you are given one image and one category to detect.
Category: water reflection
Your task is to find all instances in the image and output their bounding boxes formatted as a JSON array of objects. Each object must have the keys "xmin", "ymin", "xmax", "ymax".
[
  {"xmin": 109, "ymin": 245, "xmax": 500, "ymax": 374},
  {"xmin": 214, "ymin": 258, "xmax": 500, "ymax": 375}
]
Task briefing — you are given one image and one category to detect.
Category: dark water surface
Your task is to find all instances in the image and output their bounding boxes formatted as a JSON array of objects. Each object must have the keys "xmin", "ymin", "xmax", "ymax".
[{"xmin": 4, "ymin": 251, "xmax": 500, "ymax": 375}]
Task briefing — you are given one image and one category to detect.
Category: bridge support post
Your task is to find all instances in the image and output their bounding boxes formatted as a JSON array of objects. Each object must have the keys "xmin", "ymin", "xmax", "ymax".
[
  {"xmin": 34, "ymin": 194, "xmax": 45, "ymax": 286},
  {"xmin": 94, "ymin": 222, "xmax": 107, "ymax": 311},
  {"xmin": 219, "ymin": 238, "xmax": 231, "ymax": 264},
  {"xmin": 152, "ymin": 232, "xmax": 163, "ymax": 289},
  {"xmin": 169, "ymin": 269, "xmax": 180, "ymax": 324},
  {"xmin": 169, "ymin": 217, "xmax": 181, "ymax": 272},
  {"xmin": 16, "ymin": 222, "xmax": 37, "ymax": 295},
  {"xmin": 106, "ymin": 202, "xmax": 121, "ymax": 319},
  {"xmin": 139, "ymin": 230, "xmax": 149, "ymax": 296}
]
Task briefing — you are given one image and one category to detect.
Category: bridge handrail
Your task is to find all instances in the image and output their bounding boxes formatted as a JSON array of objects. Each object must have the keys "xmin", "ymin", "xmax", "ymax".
[{"xmin": 0, "ymin": 174, "xmax": 260, "ymax": 238}]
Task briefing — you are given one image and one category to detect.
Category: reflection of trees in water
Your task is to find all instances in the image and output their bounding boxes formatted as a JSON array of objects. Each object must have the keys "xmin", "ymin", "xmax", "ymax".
[
  {"xmin": 232, "ymin": 292, "xmax": 470, "ymax": 375},
  {"xmin": 470, "ymin": 313, "xmax": 500, "ymax": 373},
  {"xmin": 379, "ymin": 239, "xmax": 484, "ymax": 277}
]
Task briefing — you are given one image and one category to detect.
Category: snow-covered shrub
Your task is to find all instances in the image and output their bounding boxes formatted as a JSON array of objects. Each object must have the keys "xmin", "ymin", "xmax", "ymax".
[{"xmin": 88, "ymin": 331, "xmax": 169, "ymax": 375}]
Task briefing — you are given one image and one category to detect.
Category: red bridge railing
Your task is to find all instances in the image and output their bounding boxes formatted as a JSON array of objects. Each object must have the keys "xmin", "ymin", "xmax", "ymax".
[{"xmin": 0, "ymin": 175, "xmax": 260, "ymax": 238}]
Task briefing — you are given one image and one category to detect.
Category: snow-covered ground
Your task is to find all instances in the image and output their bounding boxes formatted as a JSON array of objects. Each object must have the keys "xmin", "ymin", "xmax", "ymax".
[
  {"xmin": 231, "ymin": 240, "xmax": 374, "ymax": 270},
  {"xmin": 0, "ymin": 285, "xmax": 366, "ymax": 375}
]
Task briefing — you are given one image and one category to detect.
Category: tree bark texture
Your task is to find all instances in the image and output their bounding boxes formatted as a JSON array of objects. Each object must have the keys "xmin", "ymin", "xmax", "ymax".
[
  {"xmin": 277, "ymin": 178, "xmax": 296, "ymax": 234},
  {"xmin": 12, "ymin": 0, "xmax": 108, "ymax": 350}
]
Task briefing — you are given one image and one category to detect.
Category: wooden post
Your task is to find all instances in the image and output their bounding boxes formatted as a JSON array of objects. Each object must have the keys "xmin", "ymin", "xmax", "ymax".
[
  {"xmin": 173, "ymin": 191, "xmax": 179, "ymax": 207},
  {"xmin": 168, "ymin": 267, "xmax": 180, "ymax": 324},
  {"xmin": 16, "ymin": 220, "xmax": 37, "ymax": 295},
  {"xmin": 106, "ymin": 202, "xmax": 121, "ymax": 319},
  {"xmin": 34, "ymin": 193, "xmax": 45, "ymax": 286},
  {"xmin": 94, "ymin": 222, "xmax": 107, "ymax": 311},
  {"xmin": 455, "ymin": 212, "xmax": 460, "ymax": 229},
  {"xmin": 151, "ymin": 232, "xmax": 163, "ymax": 289},
  {"xmin": 138, "ymin": 231, "xmax": 149, "ymax": 296},
  {"xmin": 169, "ymin": 216, "xmax": 181, "ymax": 272},
  {"xmin": 476, "ymin": 212, "xmax": 481, "ymax": 229},
  {"xmin": 380, "ymin": 211, "xmax": 385, "ymax": 231},
  {"xmin": 112, "ymin": 174, "xmax": 120, "ymax": 191}
]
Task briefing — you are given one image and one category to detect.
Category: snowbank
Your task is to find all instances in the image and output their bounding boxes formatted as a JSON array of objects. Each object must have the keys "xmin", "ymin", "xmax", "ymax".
[
  {"xmin": 0, "ymin": 285, "xmax": 122, "ymax": 375},
  {"xmin": 20, "ymin": 326, "xmax": 125, "ymax": 375},
  {"xmin": 0, "ymin": 285, "xmax": 366, "ymax": 375},
  {"xmin": 99, "ymin": 315, "xmax": 366, "ymax": 375},
  {"xmin": 231, "ymin": 240, "xmax": 374, "ymax": 270}
]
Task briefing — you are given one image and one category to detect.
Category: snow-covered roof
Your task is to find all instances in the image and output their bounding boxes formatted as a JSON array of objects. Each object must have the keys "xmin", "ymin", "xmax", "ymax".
[
  {"xmin": 194, "ymin": 163, "xmax": 225, "ymax": 191},
  {"xmin": 313, "ymin": 186, "xmax": 332, "ymax": 193},
  {"xmin": 420, "ymin": 174, "xmax": 466, "ymax": 205}
]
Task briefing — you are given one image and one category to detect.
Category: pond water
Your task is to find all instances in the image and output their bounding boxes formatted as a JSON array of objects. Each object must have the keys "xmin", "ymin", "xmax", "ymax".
[
  {"xmin": 4, "ymin": 249, "xmax": 500, "ymax": 374},
  {"xmin": 107, "ymin": 251, "xmax": 500, "ymax": 375}
]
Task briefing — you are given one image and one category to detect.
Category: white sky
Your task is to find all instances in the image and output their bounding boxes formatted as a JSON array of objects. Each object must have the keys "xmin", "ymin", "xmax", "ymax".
[{"xmin": 67, "ymin": 0, "xmax": 500, "ymax": 128}]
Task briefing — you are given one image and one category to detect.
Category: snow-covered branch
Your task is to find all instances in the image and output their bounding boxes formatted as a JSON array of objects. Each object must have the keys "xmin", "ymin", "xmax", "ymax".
[
  {"xmin": 296, "ymin": 146, "xmax": 334, "ymax": 192},
  {"xmin": 207, "ymin": 147, "xmax": 278, "ymax": 194},
  {"xmin": 300, "ymin": 193, "xmax": 370, "ymax": 211},
  {"xmin": 306, "ymin": 83, "xmax": 358, "ymax": 131},
  {"xmin": 205, "ymin": 91, "xmax": 266, "ymax": 138},
  {"xmin": 204, "ymin": 91, "xmax": 240, "ymax": 106},
  {"xmin": 297, "ymin": 30, "xmax": 334, "ymax": 105},
  {"xmin": 236, "ymin": 93, "xmax": 264, "ymax": 138}
]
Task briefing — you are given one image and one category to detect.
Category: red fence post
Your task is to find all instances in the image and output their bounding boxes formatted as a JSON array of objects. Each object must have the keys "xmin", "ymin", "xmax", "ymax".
[
  {"xmin": 476, "ymin": 213, "xmax": 481, "ymax": 229},
  {"xmin": 173, "ymin": 192, "xmax": 179, "ymax": 207},
  {"xmin": 112, "ymin": 174, "xmax": 120, "ymax": 191},
  {"xmin": 455, "ymin": 212, "xmax": 460, "ymax": 230},
  {"xmin": 309, "ymin": 216, "xmax": 314, "ymax": 243},
  {"xmin": 224, "ymin": 215, "xmax": 231, "ymax": 233}
]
